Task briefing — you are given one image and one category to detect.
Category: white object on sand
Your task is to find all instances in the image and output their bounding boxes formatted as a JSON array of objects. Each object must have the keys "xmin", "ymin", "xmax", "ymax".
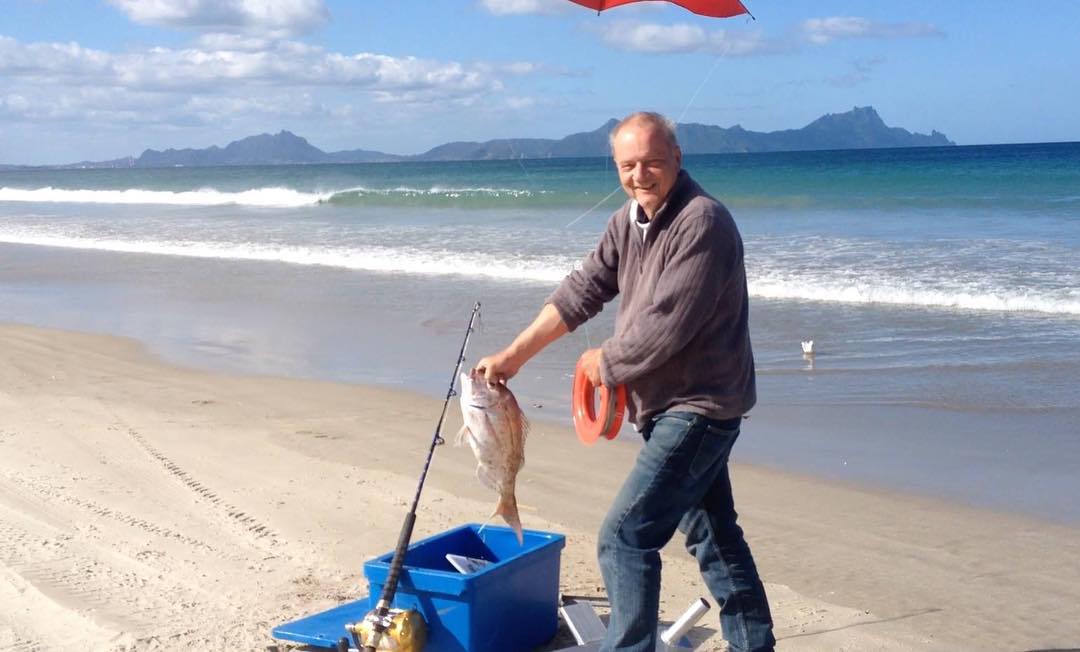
[{"xmin": 661, "ymin": 597, "xmax": 711, "ymax": 646}]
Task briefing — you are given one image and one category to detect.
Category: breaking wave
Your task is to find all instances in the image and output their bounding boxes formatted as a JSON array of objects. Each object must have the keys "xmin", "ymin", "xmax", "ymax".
[
  {"xmin": 0, "ymin": 185, "xmax": 556, "ymax": 208},
  {"xmin": 751, "ymin": 275, "xmax": 1080, "ymax": 316},
  {"xmin": 0, "ymin": 186, "xmax": 329, "ymax": 207},
  {"xmin": 0, "ymin": 231, "xmax": 572, "ymax": 284},
  {"xmin": 1, "ymin": 229, "xmax": 1077, "ymax": 316}
]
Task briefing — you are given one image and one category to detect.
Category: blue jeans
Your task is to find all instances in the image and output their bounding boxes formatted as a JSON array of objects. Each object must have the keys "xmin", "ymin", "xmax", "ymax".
[{"xmin": 597, "ymin": 411, "xmax": 775, "ymax": 652}]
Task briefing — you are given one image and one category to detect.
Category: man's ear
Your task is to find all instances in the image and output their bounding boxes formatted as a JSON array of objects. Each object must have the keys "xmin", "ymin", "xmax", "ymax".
[{"xmin": 674, "ymin": 146, "xmax": 683, "ymax": 168}]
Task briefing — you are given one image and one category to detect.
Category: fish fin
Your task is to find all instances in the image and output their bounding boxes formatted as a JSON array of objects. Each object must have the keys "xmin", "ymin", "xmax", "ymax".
[
  {"xmin": 454, "ymin": 425, "xmax": 471, "ymax": 446},
  {"xmin": 517, "ymin": 415, "xmax": 529, "ymax": 473},
  {"xmin": 515, "ymin": 411, "xmax": 529, "ymax": 472},
  {"xmin": 475, "ymin": 464, "xmax": 498, "ymax": 492},
  {"xmin": 491, "ymin": 493, "xmax": 524, "ymax": 545},
  {"xmin": 506, "ymin": 393, "xmax": 530, "ymax": 442},
  {"xmin": 497, "ymin": 393, "xmax": 529, "ymax": 472}
]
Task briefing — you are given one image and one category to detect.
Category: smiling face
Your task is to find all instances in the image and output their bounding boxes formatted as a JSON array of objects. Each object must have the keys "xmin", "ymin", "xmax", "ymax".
[{"xmin": 612, "ymin": 117, "xmax": 682, "ymax": 219}]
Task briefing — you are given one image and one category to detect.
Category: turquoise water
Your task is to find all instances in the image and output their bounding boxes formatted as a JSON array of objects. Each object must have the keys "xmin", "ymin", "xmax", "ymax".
[
  {"xmin": 1, "ymin": 143, "xmax": 1078, "ymax": 521},
  {"xmin": 4, "ymin": 142, "xmax": 1079, "ymax": 210},
  {"xmin": 2, "ymin": 145, "xmax": 1078, "ymax": 313}
]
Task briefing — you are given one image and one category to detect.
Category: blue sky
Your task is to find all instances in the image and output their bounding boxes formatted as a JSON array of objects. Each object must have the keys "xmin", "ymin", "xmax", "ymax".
[{"xmin": 1, "ymin": 0, "xmax": 1077, "ymax": 164}]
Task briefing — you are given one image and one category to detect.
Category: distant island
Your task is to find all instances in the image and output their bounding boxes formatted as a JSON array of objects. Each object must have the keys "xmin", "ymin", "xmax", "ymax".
[{"xmin": 16, "ymin": 107, "xmax": 955, "ymax": 169}]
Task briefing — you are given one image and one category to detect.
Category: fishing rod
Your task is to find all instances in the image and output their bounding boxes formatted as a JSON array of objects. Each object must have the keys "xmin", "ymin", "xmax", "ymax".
[{"xmin": 348, "ymin": 301, "xmax": 482, "ymax": 652}]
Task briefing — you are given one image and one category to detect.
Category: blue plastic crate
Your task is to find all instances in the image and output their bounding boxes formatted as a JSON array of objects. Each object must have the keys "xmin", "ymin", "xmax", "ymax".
[{"xmin": 364, "ymin": 523, "xmax": 565, "ymax": 652}]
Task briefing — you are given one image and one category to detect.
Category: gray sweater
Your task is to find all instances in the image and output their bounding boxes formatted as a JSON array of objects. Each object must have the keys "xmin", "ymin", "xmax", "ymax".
[{"xmin": 548, "ymin": 170, "xmax": 756, "ymax": 428}]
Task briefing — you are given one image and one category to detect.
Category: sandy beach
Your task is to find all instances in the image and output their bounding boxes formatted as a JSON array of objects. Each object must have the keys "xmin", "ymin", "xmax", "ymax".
[{"xmin": 1, "ymin": 322, "xmax": 1078, "ymax": 651}]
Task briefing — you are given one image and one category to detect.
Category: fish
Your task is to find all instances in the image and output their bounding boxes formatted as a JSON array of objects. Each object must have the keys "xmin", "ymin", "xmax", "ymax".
[{"xmin": 456, "ymin": 369, "xmax": 528, "ymax": 544}]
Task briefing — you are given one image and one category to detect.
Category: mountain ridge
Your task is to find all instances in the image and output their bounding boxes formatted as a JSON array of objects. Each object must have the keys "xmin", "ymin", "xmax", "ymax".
[{"xmin": 26, "ymin": 106, "xmax": 955, "ymax": 169}]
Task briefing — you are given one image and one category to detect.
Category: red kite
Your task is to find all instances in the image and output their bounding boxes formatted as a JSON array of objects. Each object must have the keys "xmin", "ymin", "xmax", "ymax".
[{"xmin": 568, "ymin": 0, "xmax": 752, "ymax": 19}]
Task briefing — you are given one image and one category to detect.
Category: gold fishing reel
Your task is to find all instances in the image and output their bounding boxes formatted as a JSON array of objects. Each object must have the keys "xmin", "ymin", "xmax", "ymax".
[{"xmin": 346, "ymin": 607, "xmax": 427, "ymax": 652}]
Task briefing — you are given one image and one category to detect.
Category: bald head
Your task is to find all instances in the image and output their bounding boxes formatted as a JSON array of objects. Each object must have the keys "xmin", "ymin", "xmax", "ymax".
[{"xmin": 609, "ymin": 112, "xmax": 679, "ymax": 153}]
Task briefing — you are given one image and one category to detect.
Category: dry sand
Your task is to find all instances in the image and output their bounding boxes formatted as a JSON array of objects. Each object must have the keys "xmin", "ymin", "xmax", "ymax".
[{"xmin": 1, "ymin": 323, "xmax": 1078, "ymax": 651}]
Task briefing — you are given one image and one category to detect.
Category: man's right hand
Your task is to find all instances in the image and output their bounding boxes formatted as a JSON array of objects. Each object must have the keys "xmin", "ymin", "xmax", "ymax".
[{"xmin": 474, "ymin": 350, "xmax": 522, "ymax": 385}]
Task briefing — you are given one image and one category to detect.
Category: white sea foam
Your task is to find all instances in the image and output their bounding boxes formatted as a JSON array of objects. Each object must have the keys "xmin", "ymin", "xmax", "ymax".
[
  {"xmin": 0, "ymin": 231, "xmax": 571, "ymax": 284},
  {"xmin": 750, "ymin": 276, "xmax": 1080, "ymax": 316},
  {"xmin": 0, "ymin": 186, "xmax": 327, "ymax": 207},
  {"xmin": 0, "ymin": 185, "xmax": 541, "ymax": 206},
  {"xmin": 334, "ymin": 186, "xmax": 539, "ymax": 198},
  {"xmin": 2, "ymin": 229, "xmax": 1077, "ymax": 316}
]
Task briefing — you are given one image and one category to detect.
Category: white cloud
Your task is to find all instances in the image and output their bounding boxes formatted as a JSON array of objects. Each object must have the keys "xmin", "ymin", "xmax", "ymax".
[
  {"xmin": 109, "ymin": 0, "xmax": 330, "ymax": 37},
  {"xmin": 0, "ymin": 33, "xmax": 554, "ymax": 153},
  {"xmin": 0, "ymin": 94, "xmax": 31, "ymax": 118},
  {"xmin": 595, "ymin": 21, "xmax": 781, "ymax": 56},
  {"xmin": 483, "ymin": 61, "xmax": 544, "ymax": 75},
  {"xmin": 194, "ymin": 33, "xmax": 276, "ymax": 51},
  {"xmin": 0, "ymin": 36, "xmax": 113, "ymax": 77},
  {"xmin": 589, "ymin": 16, "xmax": 940, "ymax": 56},
  {"xmin": 0, "ymin": 36, "xmax": 502, "ymax": 96},
  {"xmin": 800, "ymin": 17, "xmax": 943, "ymax": 45},
  {"xmin": 1, "ymin": 87, "xmax": 170, "ymax": 124},
  {"xmin": 607, "ymin": 23, "xmax": 706, "ymax": 53},
  {"xmin": 477, "ymin": 0, "xmax": 569, "ymax": 16},
  {"xmin": 1, "ymin": 83, "xmax": 366, "ymax": 132}
]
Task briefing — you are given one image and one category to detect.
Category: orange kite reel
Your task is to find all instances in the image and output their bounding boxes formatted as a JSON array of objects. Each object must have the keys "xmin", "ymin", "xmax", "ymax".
[{"xmin": 572, "ymin": 359, "xmax": 627, "ymax": 445}]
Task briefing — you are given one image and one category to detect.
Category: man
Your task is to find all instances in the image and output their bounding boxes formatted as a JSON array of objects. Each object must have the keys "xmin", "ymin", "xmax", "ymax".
[{"xmin": 475, "ymin": 112, "xmax": 775, "ymax": 652}]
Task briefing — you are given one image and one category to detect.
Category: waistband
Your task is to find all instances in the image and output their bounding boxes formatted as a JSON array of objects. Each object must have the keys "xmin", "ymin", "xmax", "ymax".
[
  {"xmin": 646, "ymin": 410, "xmax": 743, "ymax": 432},
  {"xmin": 708, "ymin": 416, "xmax": 743, "ymax": 430}
]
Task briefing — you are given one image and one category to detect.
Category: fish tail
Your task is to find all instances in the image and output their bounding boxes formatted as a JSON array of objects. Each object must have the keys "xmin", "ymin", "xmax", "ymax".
[{"xmin": 491, "ymin": 493, "xmax": 523, "ymax": 545}]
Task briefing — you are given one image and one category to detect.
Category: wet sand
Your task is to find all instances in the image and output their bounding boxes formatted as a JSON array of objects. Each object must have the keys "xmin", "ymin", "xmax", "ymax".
[{"xmin": 1, "ymin": 323, "xmax": 1078, "ymax": 651}]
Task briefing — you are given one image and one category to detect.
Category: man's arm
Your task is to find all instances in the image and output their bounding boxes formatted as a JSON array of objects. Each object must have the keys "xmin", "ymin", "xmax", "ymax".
[{"xmin": 475, "ymin": 302, "xmax": 569, "ymax": 384}]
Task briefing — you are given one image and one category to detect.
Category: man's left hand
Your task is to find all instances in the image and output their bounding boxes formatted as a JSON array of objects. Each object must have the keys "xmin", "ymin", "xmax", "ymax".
[{"xmin": 578, "ymin": 348, "xmax": 604, "ymax": 386}]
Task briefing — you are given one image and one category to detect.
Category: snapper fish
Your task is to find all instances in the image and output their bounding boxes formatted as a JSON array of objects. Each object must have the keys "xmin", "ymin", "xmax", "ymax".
[{"xmin": 457, "ymin": 369, "xmax": 528, "ymax": 544}]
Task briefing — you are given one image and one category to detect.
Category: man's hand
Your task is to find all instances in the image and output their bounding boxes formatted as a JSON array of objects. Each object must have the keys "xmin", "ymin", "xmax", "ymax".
[
  {"xmin": 475, "ymin": 350, "xmax": 522, "ymax": 385},
  {"xmin": 578, "ymin": 348, "xmax": 604, "ymax": 386}
]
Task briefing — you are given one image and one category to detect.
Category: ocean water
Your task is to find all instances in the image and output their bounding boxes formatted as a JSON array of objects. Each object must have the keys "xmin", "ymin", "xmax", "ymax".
[{"xmin": 1, "ymin": 143, "xmax": 1078, "ymax": 521}]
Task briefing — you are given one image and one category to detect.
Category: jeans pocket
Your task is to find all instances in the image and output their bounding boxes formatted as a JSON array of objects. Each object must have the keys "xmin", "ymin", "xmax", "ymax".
[
  {"xmin": 688, "ymin": 422, "xmax": 737, "ymax": 480},
  {"xmin": 647, "ymin": 412, "xmax": 734, "ymax": 483},
  {"xmin": 687, "ymin": 432, "xmax": 716, "ymax": 480}
]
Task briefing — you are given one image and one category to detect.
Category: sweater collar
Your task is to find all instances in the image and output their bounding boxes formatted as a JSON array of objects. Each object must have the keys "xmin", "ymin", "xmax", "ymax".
[{"xmin": 633, "ymin": 169, "xmax": 693, "ymax": 231}]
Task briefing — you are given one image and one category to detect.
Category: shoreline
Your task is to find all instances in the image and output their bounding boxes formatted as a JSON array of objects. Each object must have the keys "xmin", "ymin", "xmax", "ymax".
[
  {"xmin": 4, "ymin": 274, "xmax": 1077, "ymax": 527},
  {"xmin": 1, "ymin": 322, "xmax": 1078, "ymax": 650}
]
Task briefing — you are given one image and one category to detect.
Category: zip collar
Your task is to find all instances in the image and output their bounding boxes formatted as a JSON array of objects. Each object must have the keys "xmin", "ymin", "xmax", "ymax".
[{"xmin": 626, "ymin": 170, "xmax": 693, "ymax": 243}]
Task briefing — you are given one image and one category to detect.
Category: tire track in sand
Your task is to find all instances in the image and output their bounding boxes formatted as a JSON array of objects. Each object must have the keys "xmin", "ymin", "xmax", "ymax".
[
  {"xmin": 0, "ymin": 470, "xmax": 219, "ymax": 554},
  {"xmin": 123, "ymin": 426, "xmax": 280, "ymax": 549},
  {"xmin": 0, "ymin": 624, "xmax": 48, "ymax": 652},
  {"xmin": 0, "ymin": 501, "xmax": 196, "ymax": 647}
]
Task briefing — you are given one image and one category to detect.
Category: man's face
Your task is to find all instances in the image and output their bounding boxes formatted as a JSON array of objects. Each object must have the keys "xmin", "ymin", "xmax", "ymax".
[{"xmin": 612, "ymin": 121, "xmax": 682, "ymax": 219}]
